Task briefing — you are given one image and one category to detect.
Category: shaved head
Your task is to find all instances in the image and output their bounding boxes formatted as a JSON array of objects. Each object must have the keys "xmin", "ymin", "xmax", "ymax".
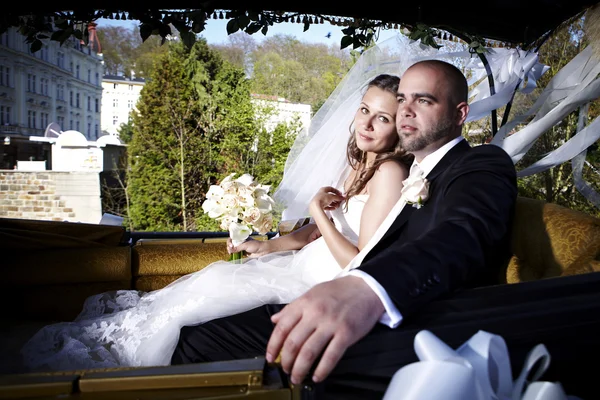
[{"xmin": 405, "ymin": 60, "xmax": 468, "ymax": 105}]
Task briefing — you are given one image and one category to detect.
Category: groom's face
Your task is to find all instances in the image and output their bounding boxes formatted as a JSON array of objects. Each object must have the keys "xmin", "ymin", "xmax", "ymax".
[{"xmin": 396, "ymin": 65, "xmax": 456, "ymax": 157}]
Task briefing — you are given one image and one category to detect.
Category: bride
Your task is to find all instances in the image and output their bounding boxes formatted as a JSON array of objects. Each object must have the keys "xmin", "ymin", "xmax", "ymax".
[{"xmin": 21, "ymin": 70, "xmax": 412, "ymax": 371}]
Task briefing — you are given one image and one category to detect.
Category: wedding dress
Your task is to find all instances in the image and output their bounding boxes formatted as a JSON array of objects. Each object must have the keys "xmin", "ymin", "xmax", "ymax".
[{"xmin": 21, "ymin": 195, "xmax": 369, "ymax": 372}]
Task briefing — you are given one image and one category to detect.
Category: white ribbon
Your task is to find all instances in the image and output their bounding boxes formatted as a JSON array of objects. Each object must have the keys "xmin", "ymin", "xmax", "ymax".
[
  {"xmin": 516, "ymin": 114, "xmax": 600, "ymax": 177},
  {"xmin": 383, "ymin": 330, "xmax": 584, "ymax": 400},
  {"xmin": 466, "ymin": 48, "xmax": 549, "ymax": 122}
]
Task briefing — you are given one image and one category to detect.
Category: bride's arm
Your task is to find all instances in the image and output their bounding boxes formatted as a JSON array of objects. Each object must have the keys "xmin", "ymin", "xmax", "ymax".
[
  {"xmin": 311, "ymin": 161, "xmax": 408, "ymax": 268},
  {"xmin": 309, "ymin": 187, "xmax": 359, "ymax": 268},
  {"xmin": 357, "ymin": 161, "xmax": 408, "ymax": 250},
  {"xmin": 228, "ymin": 223, "xmax": 321, "ymax": 257}
]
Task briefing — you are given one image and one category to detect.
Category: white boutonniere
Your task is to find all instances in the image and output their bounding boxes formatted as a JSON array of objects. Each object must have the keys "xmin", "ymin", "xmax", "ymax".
[{"xmin": 401, "ymin": 174, "xmax": 430, "ymax": 209}]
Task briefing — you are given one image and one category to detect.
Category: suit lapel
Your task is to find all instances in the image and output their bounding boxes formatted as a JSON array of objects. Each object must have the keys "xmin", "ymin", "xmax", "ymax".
[{"xmin": 379, "ymin": 139, "xmax": 471, "ymax": 242}]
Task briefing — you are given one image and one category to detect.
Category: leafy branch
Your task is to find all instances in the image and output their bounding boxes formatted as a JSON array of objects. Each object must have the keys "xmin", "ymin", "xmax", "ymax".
[
  {"xmin": 1, "ymin": 9, "xmax": 480, "ymax": 53},
  {"xmin": 407, "ymin": 23, "xmax": 442, "ymax": 49}
]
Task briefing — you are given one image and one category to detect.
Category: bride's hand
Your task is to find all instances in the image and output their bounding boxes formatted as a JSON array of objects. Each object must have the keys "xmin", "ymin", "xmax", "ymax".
[
  {"xmin": 227, "ymin": 237, "xmax": 272, "ymax": 258},
  {"xmin": 309, "ymin": 186, "xmax": 345, "ymax": 214}
]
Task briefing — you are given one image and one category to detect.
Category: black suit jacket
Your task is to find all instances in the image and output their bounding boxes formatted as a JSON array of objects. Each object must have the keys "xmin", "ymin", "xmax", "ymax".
[{"xmin": 358, "ymin": 139, "xmax": 517, "ymax": 319}]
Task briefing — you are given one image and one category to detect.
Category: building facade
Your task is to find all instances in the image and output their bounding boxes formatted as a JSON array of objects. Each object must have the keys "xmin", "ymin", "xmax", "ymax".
[
  {"xmin": 100, "ymin": 75, "xmax": 146, "ymax": 137},
  {"xmin": 0, "ymin": 23, "xmax": 104, "ymax": 170},
  {"xmin": 251, "ymin": 94, "xmax": 312, "ymax": 133}
]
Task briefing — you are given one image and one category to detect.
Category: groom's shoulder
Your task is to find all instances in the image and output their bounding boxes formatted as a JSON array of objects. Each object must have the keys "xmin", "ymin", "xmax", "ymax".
[{"xmin": 456, "ymin": 143, "xmax": 515, "ymax": 172}]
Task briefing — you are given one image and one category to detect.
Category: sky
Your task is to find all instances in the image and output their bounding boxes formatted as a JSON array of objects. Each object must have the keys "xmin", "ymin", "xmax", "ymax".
[{"xmin": 96, "ymin": 17, "xmax": 399, "ymax": 47}]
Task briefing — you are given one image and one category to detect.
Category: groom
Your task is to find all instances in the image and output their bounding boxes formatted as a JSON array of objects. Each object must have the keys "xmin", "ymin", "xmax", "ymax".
[{"xmin": 172, "ymin": 60, "xmax": 518, "ymax": 395}]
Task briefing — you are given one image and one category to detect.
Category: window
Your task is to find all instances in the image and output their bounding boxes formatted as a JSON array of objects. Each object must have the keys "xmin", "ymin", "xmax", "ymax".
[
  {"xmin": 27, "ymin": 110, "xmax": 36, "ymax": 129},
  {"xmin": 69, "ymin": 91, "xmax": 73, "ymax": 106},
  {"xmin": 76, "ymin": 93, "xmax": 80, "ymax": 108},
  {"xmin": 0, "ymin": 66, "xmax": 8, "ymax": 87},
  {"xmin": 27, "ymin": 74, "xmax": 36, "ymax": 92},
  {"xmin": 76, "ymin": 64, "xmax": 80, "ymax": 79},
  {"xmin": 57, "ymin": 116, "xmax": 64, "ymax": 127},
  {"xmin": 56, "ymin": 84, "xmax": 64, "ymax": 101},
  {"xmin": 113, "ymin": 99, "xmax": 119, "ymax": 108},
  {"xmin": 128, "ymin": 99, "xmax": 134, "ymax": 109},
  {"xmin": 95, "ymin": 124, "xmax": 99, "ymax": 138},
  {"xmin": 40, "ymin": 46, "xmax": 48, "ymax": 62},
  {"xmin": 95, "ymin": 72, "xmax": 99, "ymax": 86},
  {"xmin": 88, "ymin": 123, "xmax": 91, "ymax": 136},
  {"xmin": 87, "ymin": 96, "xmax": 91, "ymax": 111},
  {"xmin": 69, "ymin": 119, "xmax": 73, "ymax": 130},
  {"xmin": 70, "ymin": 62, "xmax": 73, "ymax": 73},
  {"xmin": 129, "ymin": 84, "xmax": 134, "ymax": 91},
  {"xmin": 76, "ymin": 121, "xmax": 80, "ymax": 131},
  {"xmin": 41, "ymin": 113, "xmax": 48, "ymax": 128},
  {"xmin": 57, "ymin": 52, "xmax": 64, "ymax": 69},
  {"xmin": 0, "ymin": 105, "xmax": 11, "ymax": 125},
  {"xmin": 88, "ymin": 69, "xmax": 91, "ymax": 83},
  {"xmin": 113, "ymin": 83, "xmax": 118, "ymax": 89},
  {"xmin": 95, "ymin": 98, "xmax": 99, "ymax": 112},
  {"xmin": 41, "ymin": 78, "xmax": 48, "ymax": 96},
  {"xmin": 113, "ymin": 116, "xmax": 118, "ymax": 126}
]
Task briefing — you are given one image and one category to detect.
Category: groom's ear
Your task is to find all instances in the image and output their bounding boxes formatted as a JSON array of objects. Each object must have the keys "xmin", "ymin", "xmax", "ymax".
[{"xmin": 455, "ymin": 102, "xmax": 469, "ymax": 126}]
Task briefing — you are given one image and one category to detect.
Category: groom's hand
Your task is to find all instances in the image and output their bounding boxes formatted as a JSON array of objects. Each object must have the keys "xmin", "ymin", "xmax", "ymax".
[{"xmin": 266, "ymin": 275, "xmax": 384, "ymax": 384}]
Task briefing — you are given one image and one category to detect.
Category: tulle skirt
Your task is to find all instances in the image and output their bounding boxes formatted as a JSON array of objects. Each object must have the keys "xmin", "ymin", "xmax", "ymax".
[{"xmin": 21, "ymin": 236, "xmax": 342, "ymax": 371}]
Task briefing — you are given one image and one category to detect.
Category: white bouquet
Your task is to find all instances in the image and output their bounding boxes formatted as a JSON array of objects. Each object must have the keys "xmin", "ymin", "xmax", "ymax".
[{"xmin": 201, "ymin": 173, "xmax": 275, "ymax": 260}]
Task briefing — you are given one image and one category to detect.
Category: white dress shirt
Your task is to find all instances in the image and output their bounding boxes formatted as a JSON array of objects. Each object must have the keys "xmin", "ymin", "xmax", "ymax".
[{"xmin": 347, "ymin": 136, "xmax": 465, "ymax": 328}]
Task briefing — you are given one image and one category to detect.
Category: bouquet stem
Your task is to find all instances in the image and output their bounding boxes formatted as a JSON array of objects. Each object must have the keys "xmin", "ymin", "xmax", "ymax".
[{"xmin": 229, "ymin": 251, "xmax": 243, "ymax": 264}]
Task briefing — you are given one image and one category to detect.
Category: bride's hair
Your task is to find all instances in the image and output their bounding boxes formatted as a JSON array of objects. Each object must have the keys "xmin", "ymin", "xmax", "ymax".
[{"xmin": 344, "ymin": 74, "xmax": 414, "ymax": 208}]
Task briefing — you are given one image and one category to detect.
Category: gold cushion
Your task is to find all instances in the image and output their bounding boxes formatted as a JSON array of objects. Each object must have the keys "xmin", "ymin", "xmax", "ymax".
[
  {"xmin": 134, "ymin": 275, "xmax": 182, "ymax": 291},
  {"xmin": 4, "ymin": 247, "xmax": 131, "ymax": 286},
  {"xmin": 0, "ymin": 217, "xmax": 126, "ymax": 250},
  {"xmin": 133, "ymin": 242, "xmax": 229, "ymax": 276},
  {"xmin": 506, "ymin": 197, "xmax": 600, "ymax": 283}
]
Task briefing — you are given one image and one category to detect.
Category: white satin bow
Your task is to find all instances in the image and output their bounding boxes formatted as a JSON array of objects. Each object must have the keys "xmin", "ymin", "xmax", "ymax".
[{"xmin": 382, "ymin": 330, "xmax": 583, "ymax": 400}]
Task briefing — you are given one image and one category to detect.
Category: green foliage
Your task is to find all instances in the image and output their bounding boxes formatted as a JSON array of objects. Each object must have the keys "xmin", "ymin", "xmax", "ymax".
[
  {"xmin": 513, "ymin": 18, "xmax": 600, "ymax": 217},
  {"xmin": 124, "ymin": 38, "xmax": 301, "ymax": 232},
  {"xmin": 247, "ymin": 34, "xmax": 352, "ymax": 109},
  {"xmin": 127, "ymin": 39, "xmax": 258, "ymax": 231},
  {"xmin": 117, "ymin": 120, "xmax": 134, "ymax": 144},
  {"xmin": 407, "ymin": 24, "xmax": 442, "ymax": 49}
]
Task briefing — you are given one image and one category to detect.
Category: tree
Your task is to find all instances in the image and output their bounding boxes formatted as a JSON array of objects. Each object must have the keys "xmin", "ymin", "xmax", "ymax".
[
  {"xmin": 209, "ymin": 31, "xmax": 258, "ymax": 74},
  {"xmin": 96, "ymin": 26, "xmax": 141, "ymax": 75},
  {"xmin": 97, "ymin": 25, "xmax": 169, "ymax": 78},
  {"xmin": 127, "ymin": 39, "xmax": 258, "ymax": 231},
  {"xmin": 248, "ymin": 34, "xmax": 353, "ymax": 110}
]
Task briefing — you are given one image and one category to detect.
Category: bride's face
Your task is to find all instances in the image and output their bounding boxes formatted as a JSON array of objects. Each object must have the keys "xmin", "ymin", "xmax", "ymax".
[{"xmin": 354, "ymin": 87, "xmax": 399, "ymax": 155}]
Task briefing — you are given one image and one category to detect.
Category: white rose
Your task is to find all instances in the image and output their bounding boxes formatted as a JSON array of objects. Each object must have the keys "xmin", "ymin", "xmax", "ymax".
[
  {"xmin": 243, "ymin": 206, "xmax": 262, "ymax": 224},
  {"xmin": 254, "ymin": 213, "xmax": 273, "ymax": 235},
  {"xmin": 221, "ymin": 193, "xmax": 239, "ymax": 210},
  {"xmin": 401, "ymin": 177, "xmax": 430, "ymax": 208},
  {"xmin": 229, "ymin": 221, "xmax": 252, "ymax": 246}
]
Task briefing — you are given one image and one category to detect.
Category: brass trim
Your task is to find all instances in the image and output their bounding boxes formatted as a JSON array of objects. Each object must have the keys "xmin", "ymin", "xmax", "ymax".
[
  {"xmin": 0, "ymin": 375, "xmax": 76, "ymax": 399},
  {"xmin": 79, "ymin": 370, "xmax": 263, "ymax": 392}
]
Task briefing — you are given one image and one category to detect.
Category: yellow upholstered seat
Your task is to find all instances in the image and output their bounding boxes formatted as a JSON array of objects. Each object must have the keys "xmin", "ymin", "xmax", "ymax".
[{"xmin": 506, "ymin": 197, "xmax": 600, "ymax": 283}]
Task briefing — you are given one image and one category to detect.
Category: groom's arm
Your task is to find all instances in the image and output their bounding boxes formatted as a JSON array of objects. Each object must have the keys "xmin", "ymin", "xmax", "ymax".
[{"xmin": 357, "ymin": 145, "xmax": 517, "ymax": 320}]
